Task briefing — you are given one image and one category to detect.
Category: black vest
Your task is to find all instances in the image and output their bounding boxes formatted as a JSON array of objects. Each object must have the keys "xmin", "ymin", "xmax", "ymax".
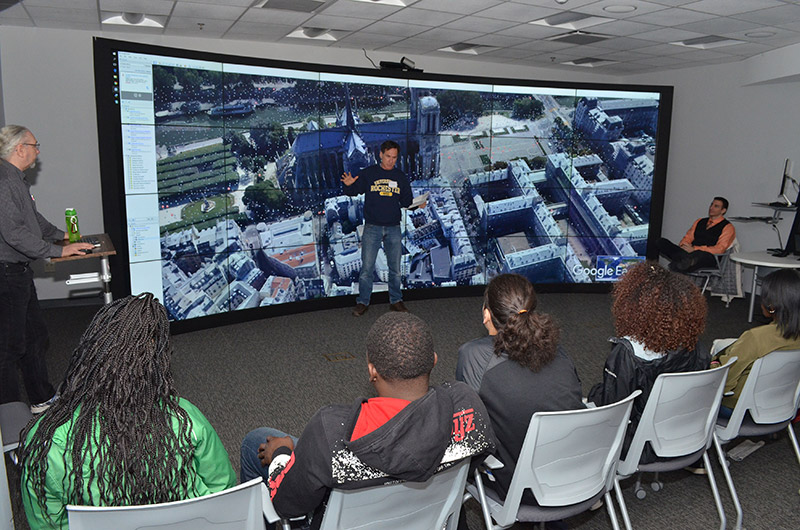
[{"xmin": 692, "ymin": 217, "xmax": 729, "ymax": 247}]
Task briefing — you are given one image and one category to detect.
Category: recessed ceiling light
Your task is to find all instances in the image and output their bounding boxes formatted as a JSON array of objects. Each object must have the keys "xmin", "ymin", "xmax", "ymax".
[
  {"xmin": 287, "ymin": 27, "xmax": 338, "ymax": 40},
  {"xmin": 531, "ymin": 12, "xmax": 613, "ymax": 30},
  {"xmin": 438, "ymin": 42, "xmax": 494, "ymax": 55},
  {"xmin": 671, "ymin": 35, "xmax": 742, "ymax": 49},
  {"xmin": 745, "ymin": 31, "xmax": 776, "ymax": 38},
  {"xmin": 102, "ymin": 12, "xmax": 164, "ymax": 28},
  {"xmin": 603, "ymin": 5, "xmax": 637, "ymax": 14}
]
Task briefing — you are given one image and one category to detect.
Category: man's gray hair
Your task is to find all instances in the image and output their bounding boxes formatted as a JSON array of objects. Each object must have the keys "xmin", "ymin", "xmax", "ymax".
[{"xmin": 0, "ymin": 125, "xmax": 31, "ymax": 160}]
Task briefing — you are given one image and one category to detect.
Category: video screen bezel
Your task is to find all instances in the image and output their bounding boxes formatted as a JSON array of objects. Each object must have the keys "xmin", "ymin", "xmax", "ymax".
[{"xmin": 93, "ymin": 37, "xmax": 673, "ymax": 334}]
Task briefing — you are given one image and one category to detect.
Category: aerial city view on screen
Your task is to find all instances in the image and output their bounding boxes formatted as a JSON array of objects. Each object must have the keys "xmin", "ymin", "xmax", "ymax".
[{"xmin": 147, "ymin": 64, "xmax": 658, "ymax": 320}]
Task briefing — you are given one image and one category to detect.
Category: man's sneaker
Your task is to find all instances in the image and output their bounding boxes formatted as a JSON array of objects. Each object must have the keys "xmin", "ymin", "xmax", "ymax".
[
  {"xmin": 389, "ymin": 301, "xmax": 408, "ymax": 312},
  {"xmin": 352, "ymin": 303, "xmax": 368, "ymax": 317},
  {"xmin": 31, "ymin": 394, "xmax": 58, "ymax": 414}
]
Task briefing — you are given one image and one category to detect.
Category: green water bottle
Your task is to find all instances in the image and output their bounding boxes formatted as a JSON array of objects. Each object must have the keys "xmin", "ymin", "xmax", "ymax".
[{"xmin": 65, "ymin": 208, "xmax": 81, "ymax": 243}]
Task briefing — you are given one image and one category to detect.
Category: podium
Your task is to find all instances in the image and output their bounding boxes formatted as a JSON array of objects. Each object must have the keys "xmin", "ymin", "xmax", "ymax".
[{"xmin": 51, "ymin": 233, "xmax": 117, "ymax": 304}]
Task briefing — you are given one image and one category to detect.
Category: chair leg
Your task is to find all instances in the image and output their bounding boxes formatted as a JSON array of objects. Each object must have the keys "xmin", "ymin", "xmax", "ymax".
[
  {"xmin": 713, "ymin": 434, "xmax": 743, "ymax": 530},
  {"xmin": 613, "ymin": 478, "xmax": 633, "ymax": 530},
  {"xmin": 701, "ymin": 451, "xmax": 727, "ymax": 530},
  {"xmin": 604, "ymin": 491, "xmax": 621, "ymax": 530},
  {"xmin": 472, "ymin": 469, "xmax": 497, "ymax": 530},
  {"xmin": 786, "ymin": 424, "xmax": 800, "ymax": 468},
  {"xmin": 700, "ymin": 276, "xmax": 711, "ymax": 294}
]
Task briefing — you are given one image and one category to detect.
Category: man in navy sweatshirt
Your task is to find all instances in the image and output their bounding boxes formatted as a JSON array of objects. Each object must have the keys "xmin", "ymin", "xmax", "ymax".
[{"xmin": 341, "ymin": 140, "xmax": 413, "ymax": 316}]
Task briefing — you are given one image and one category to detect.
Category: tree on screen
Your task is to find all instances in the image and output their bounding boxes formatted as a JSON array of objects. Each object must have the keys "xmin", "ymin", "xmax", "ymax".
[{"xmin": 243, "ymin": 181, "xmax": 287, "ymax": 221}]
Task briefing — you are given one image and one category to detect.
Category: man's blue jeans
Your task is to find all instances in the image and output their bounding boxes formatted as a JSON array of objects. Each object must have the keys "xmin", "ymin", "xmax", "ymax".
[
  {"xmin": 240, "ymin": 427, "xmax": 299, "ymax": 482},
  {"xmin": 358, "ymin": 223, "xmax": 403, "ymax": 305}
]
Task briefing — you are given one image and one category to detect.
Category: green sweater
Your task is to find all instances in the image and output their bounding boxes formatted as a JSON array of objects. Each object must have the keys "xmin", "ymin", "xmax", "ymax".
[
  {"xmin": 21, "ymin": 398, "xmax": 236, "ymax": 530},
  {"xmin": 716, "ymin": 323, "xmax": 800, "ymax": 409}
]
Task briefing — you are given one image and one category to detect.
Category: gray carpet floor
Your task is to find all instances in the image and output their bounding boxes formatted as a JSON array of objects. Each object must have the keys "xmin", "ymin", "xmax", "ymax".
[{"xmin": 8, "ymin": 292, "xmax": 800, "ymax": 529}]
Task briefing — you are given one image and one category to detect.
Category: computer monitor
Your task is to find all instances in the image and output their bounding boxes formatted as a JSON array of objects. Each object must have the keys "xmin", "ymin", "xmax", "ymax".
[
  {"xmin": 778, "ymin": 158, "xmax": 794, "ymax": 206},
  {"xmin": 780, "ymin": 191, "xmax": 800, "ymax": 256}
]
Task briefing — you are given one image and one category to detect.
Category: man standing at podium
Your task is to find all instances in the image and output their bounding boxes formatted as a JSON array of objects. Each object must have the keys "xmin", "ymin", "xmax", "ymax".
[
  {"xmin": 0, "ymin": 125, "xmax": 93, "ymax": 413},
  {"xmin": 659, "ymin": 196, "xmax": 736, "ymax": 273}
]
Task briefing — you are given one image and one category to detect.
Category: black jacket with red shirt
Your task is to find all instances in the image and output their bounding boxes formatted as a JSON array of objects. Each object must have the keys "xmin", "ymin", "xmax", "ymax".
[{"xmin": 267, "ymin": 381, "xmax": 496, "ymax": 523}]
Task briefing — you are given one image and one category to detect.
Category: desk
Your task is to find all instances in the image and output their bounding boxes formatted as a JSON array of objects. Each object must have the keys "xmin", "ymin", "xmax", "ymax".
[
  {"xmin": 51, "ymin": 233, "xmax": 117, "ymax": 304},
  {"xmin": 730, "ymin": 251, "xmax": 800, "ymax": 322}
]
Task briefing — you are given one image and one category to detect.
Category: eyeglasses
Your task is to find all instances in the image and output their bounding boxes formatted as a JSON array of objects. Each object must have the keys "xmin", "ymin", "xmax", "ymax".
[{"xmin": 22, "ymin": 143, "xmax": 41, "ymax": 149}]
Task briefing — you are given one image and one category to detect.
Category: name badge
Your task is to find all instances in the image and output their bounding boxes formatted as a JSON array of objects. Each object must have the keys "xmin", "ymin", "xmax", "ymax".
[{"xmin": 388, "ymin": 180, "xmax": 397, "ymax": 188}]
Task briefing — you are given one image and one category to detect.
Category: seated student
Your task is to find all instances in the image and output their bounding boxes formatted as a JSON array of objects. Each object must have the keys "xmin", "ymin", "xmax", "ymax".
[
  {"xmin": 712, "ymin": 269, "xmax": 800, "ymax": 418},
  {"xmin": 456, "ymin": 273, "xmax": 583, "ymax": 504},
  {"xmin": 587, "ymin": 261, "xmax": 710, "ymax": 462},
  {"xmin": 19, "ymin": 294, "xmax": 236, "ymax": 530},
  {"xmin": 241, "ymin": 312, "xmax": 495, "ymax": 527}
]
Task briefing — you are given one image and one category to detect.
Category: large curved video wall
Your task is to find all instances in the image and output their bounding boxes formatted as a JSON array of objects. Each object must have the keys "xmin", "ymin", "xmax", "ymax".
[{"xmin": 94, "ymin": 38, "xmax": 672, "ymax": 328}]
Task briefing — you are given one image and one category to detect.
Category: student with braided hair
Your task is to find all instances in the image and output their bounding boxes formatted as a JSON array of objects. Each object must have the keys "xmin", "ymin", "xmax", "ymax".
[
  {"xmin": 456, "ymin": 273, "xmax": 583, "ymax": 505},
  {"xmin": 19, "ymin": 293, "xmax": 235, "ymax": 530}
]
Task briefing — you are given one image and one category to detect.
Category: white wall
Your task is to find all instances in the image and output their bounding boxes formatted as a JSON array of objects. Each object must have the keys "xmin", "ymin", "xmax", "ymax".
[
  {"xmin": 628, "ymin": 53, "xmax": 800, "ymax": 288},
  {"xmin": 1, "ymin": 25, "xmax": 797, "ymax": 298}
]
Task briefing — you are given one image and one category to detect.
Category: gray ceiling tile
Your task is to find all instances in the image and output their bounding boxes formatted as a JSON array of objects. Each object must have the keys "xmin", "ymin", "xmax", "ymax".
[
  {"xmin": 577, "ymin": 0, "xmax": 670, "ymax": 19},
  {"xmin": 24, "ymin": 6, "xmax": 98, "ymax": 22},
  {"xmin": 171, "ymin": 2, "xmax": 247, "ymax": 20},
  {"xmin": 474, "ymin": 2, "xmax": 550, "ymax": 23},
  {"xmin": 319, "ymin": 1, "xmax": 400, "ymax": 19},
  {"xmin": 362, "ymin": 20, "xmax": 430, "ymax": 37},
  {"xmin": 682, "ymin": 0, "xmax": 784, "ymax": 17},
  {"xmin": 442, "ymin": 16, "xmax": 517, "ymax": 34},
  {"xmin": 24, "ymin": 0, "xmax": 97, "ymax": 8},
  {"xmin": 384, "ymin": 7, "xmax": 462, "ymax": 25},
  {"xmin": 629, "ymin": 7, "xmax": 717, "ymax": 26},
  {"xmin": 167, "ymin": 16, "xmax": 235, "ymax": 31},
  {"xmin": 636, "ymin": 27, "xmax": 707, "ymax": 42},
  {"xmin": 733, "ymin": 4, "xmax": 800, "ymax": 25},
  {"xmin": 304, "ymin": 14, "xmax": 374, "ymax": 31},
  {"xmin": 0, "ymin": 3, "xmax": 30, "ymax": 19},
  {"xmin": 412, "ymin": 0, "xmax": 504, "ymax": 16},
  {"xmin": 240, "ymin": 8, "xmax": 314, "ymax": 25},
  {"xmin": 677, "ymin": 17, "xmax": 761, "ymax": 35},
  {"xmin": 598, "ymin": 20, "xmax": 664, "ymax": 37},
  {"xmin": 99, "ymin": 0, "xmax": 175, "ymax": 17},
  {"xmin": 226, "ymin": 21, "xmax": 295, "ymax": 37},
  {"xmin": 412, "ymin": 27, "xmax": 485, "ymax": 43},
  {"xmin": 333, "ymin": 31, "xmax": 406, "ymax": 47}
]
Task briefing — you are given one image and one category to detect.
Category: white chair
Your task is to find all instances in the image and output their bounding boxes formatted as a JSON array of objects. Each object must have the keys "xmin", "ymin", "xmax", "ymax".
[
  {"xmin": 465, "ymin": 390, "xmax": 641, "ymax": 530},
  {"xmin": 67, "ymin": 477, "xmax": 290, "ymax": 530},
  {"xmin": 686, "ymin": 246, "xmax": 734, "ymax": 296},
  {"xmin": 712, "ymin": 349, "xmax": 800, "ymax": 530},
  {"xmin": 0, "ymin": 401, "xmax": 33, "ymax": 463},
  {"xmin": 613, "ymin": 358, "xmax": 736, "ymax": 530},
  {"xmin": 316, "ymin": 458, "xmax": 469, "ymax": 530}
]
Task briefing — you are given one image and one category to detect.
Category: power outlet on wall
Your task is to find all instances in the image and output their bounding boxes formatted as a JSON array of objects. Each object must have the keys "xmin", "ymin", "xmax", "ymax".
[{"xmin": 44, "ymin": 260, "xmax": 55, "ymax": 273}]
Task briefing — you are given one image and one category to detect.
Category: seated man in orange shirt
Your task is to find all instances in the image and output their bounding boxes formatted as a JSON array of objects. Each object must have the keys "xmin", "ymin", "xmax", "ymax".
[{"xmin": 659, "ymin": 196, "xmax": 735, "ymax": 273}]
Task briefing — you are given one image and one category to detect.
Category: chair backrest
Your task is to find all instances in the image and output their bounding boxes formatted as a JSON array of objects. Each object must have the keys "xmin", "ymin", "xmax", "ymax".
[
  {"xmin": 717, "ymin": 349, "xmax": 800, "ymax": 441},
  {"xmin": 0, "ymin": 418, "xmax": 14, "ymax": 530},
  {"xmin": 0, "ymin": 401, "xmax": 33, "ymax": 453},
  {"xmin": 317, "ymin": 458, "xmax": 470, "ymax": 530},
  {"xmin": 617, "ymin": 358, "xmax": 736, "ymax": 475},
  {"xmin": 490, "ymin": 390, "xmax": 640, "ymax": 526},
  {"xmin": 66, "ymin": 478, "xmax": 268, "ymax": 530}
]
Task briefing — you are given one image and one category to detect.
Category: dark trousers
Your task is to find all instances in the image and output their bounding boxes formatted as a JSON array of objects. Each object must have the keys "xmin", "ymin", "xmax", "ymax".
[
  {"xmin": 658, "ymin": 238, "xmax": 718, "ymax": 273},
  {"xmin": 0, "ymin": 262, "xmax": 55, "ymax": 405}
]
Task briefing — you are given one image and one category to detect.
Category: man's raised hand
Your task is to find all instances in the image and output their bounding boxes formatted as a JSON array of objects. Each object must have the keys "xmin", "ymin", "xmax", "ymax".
[{"xmin": 341, "ymin": 171, "xmax": 358, "ymax": 187}]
